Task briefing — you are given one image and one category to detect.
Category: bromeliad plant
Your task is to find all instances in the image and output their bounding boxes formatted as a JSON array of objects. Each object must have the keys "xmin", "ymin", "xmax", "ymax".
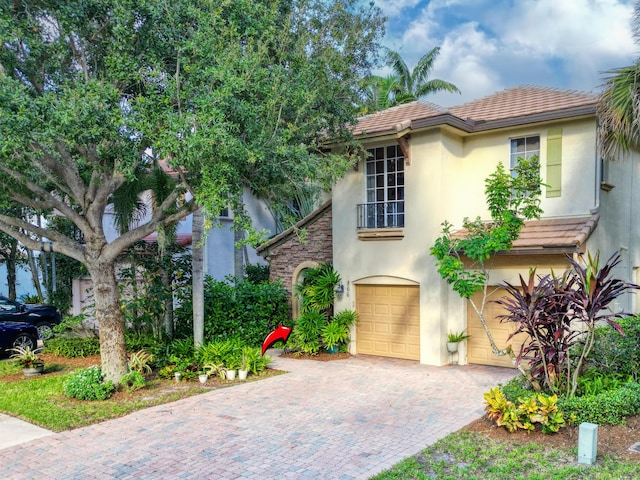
[{"xmin": 495, "ymin": 251, "xmax": 638, "ymax": 398}]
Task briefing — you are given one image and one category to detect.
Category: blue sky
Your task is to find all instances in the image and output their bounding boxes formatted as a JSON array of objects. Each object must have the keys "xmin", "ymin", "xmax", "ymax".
[{"xmin": 373, "ymin": 0, "xmax": 638, "ymax": 106}]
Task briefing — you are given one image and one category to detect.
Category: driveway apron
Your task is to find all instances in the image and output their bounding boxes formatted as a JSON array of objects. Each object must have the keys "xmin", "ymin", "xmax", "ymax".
[{"xmin": 0, "ymin": 352, "xmax": 515, "ymax": 479}]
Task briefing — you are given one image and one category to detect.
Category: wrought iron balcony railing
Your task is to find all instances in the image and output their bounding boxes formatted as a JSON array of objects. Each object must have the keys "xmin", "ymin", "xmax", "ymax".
[{"xmin": 357, "ymin": 201, "xmax": 405, "ymax": 229}]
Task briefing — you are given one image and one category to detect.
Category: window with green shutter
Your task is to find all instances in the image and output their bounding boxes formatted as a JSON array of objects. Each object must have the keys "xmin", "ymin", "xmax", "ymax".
[{"xmin": 546, "ymin": 128, "xmax": 562, "ymax": 197}]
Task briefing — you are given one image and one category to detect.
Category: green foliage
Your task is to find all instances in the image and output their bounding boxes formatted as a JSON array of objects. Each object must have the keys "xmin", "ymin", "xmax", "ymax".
[
  {"xmin": 496, "ymin": 252, "xmax": 637, "ymax": 398},
  {"xmin": 430, "ymin": 158, "xmax": 543, "ymax": 300},
  {"xmin": 484, "ymin": 387, "xmax": 566, "ymax": 434},
  {"xmin": 10, "ymin": 346, "xmax": 42, "ymax": 368},
  {"xmin": 321, "ymin": 321, "xmax": 349, "ymax": 349},
  {"xmin": 288, "ymin": 311, "xmax": 326, "ymax": 355},
  {"xmin": 447, "ymin": 330, "xmax": 471, "ymax": 343},
  {"xmin": 63, "ymin": 366, "xmax": 115, "ymax": 401},
  {"xmin": 120, "ymin": 371, "xmax": 146, "ymax": 393},
  {"xmin": 120, "ymin": 242, "xmax": 192, "ymax": 339},
  {"xmin": 297, "ymin": 263, "xmax": 341, "ymax": 314},
  {"xmin": 175, "ymin": 276, "xmax": 290, "ymax": 346},
  {"xmin": 559, "ymin": 382, "xmax": 640, "ymax": 426},
  {"xmin": 196, "ymin": 339, "xmax": 269, "ymax": 377},
  {"xmin": 244, "ymin": 264, "xmax": 270, "ymax": 284},
  {"xmin": 584, "ymin": 315, "xmax": 640, "ymax": 381},
  {"xmin": 577, "ymin": 370, "xmax": 633, "ymax": 397},
  {"xmin": 44, "ymin": 337, "xmax": 101, "ymax": 358},
  {"xmin": 128, "ymin": 350, "xmax": 155, "ymax": 375},
  {"xmin": 0, "ymin": 0, "xmax": 383, "ymax": 384}
]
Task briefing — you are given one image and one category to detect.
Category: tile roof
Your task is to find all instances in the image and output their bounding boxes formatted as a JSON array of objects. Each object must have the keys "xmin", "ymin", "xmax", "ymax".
[
  {"xmin": 353, "ymin": 101, "xmax": 444, "ymax": 136},
  {"xmin": 449, "ymin": 86, "xmax": 597, "ymax": 122},
  {"xmin": 353, "ymin": 86, "xmax": 598, "ymax": 138},
  {"xmin": 452, "ymin": 214, "xmax": 599, "ymax": 253}
]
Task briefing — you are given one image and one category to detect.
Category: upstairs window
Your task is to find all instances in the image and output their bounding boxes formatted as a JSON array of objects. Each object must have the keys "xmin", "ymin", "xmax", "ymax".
[
  {"xmin": 359, "ymin": 145, "xmax": 405, "ymax": 229},
  {"xmin": 510, "ymin": 136, "xmax": 540, "ymax": 174}
]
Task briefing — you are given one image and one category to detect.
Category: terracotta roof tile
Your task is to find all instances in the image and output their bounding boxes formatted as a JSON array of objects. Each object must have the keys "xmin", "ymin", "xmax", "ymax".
[
  {"xmin": 353, "ymin": 101, "xmax": 444, "ymax": 136},
  {"xmin": 452, "ymin": 214, "xmax": 599, "ymax": 252},
  {"xmin": 353, "ymin": 86, "xmax": 597, "ymax": 137},
  {"xmin": 449, "ymin": 86, "xmax": 597, "ymax": 122}
]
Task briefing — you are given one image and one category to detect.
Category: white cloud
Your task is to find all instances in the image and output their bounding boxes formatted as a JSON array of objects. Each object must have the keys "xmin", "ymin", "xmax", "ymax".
[
  {"xmin": 379, "ymin": 0, "xmax": 638, "ymax": 105},
  {"xmin": 374, "ymin": 0, "xmax": 423, "ymax": 18}
]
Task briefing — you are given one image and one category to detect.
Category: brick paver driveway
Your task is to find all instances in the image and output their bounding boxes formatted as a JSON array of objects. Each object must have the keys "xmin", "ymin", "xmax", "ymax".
[{"xmin": 0, "ymin": 352, "xmax": 514, "ymax": 479}]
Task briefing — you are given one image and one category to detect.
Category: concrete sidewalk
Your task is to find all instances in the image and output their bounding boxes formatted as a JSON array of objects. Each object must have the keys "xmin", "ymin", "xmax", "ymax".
[
  {"xmin": 0, "ymin": 413, "xmax": 53, "ymax": 449},
  {"xmin": 0, "ymin": 352, "xmax": 514, "ymax": 479}
]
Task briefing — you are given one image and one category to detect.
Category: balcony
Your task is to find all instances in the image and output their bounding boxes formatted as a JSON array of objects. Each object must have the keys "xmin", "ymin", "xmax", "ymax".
[{"xmin": 357, "ymin": 202, "xmax": 404, "ymax": 240}]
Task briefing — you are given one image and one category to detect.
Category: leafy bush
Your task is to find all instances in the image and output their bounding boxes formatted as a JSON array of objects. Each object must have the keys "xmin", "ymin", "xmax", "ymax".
[
  {"xmin": 288, "ymin": 311, "xmax": 325, "ymax": 355},
  {"xmin": 63, "ymin": 366, "xmax": 115, "ymax": 400},
  {"xmin": 244, "ymin": 264, "xmax": 270, "ymax": 284},
  {"xmin": 128, "ymin": 350, "xmax": 155, "ymax": 374},
  {"xmin": 577, "ymin": 370, "xmax": 632, "ymax": 397},
  {"xmin": 484, "ymin": 387, "xmax": 566, "ymax": 434},
  {"xmin": 501, "ymin": 375, "xmax": 536, "ymax": 403},
  {"xmin": 175, "ymin": 276, "xmax": 290, "ymax": 347},
  {"xmin": 558, "ymin": 382, "xmax": 640, "ymax": 426},
  {"xmin": 496, "ymin": 252, "xmax": 637, "ymax": 397},
  {"xmin": 120, "ymin": 371, "xmax": 146, "ymax": 393},
  {"xmin": 45, "ymin": 337, "xmax": 101, "ymax": 357},
  {"xmin": 585, "ymin": 315, "xmax": 640, "ymax": 381}
]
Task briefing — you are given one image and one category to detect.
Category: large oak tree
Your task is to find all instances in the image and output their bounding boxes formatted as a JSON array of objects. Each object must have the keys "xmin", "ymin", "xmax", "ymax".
[{"xmin": 0, "ymin": 0, "xmax": 383, "ymax": 382}]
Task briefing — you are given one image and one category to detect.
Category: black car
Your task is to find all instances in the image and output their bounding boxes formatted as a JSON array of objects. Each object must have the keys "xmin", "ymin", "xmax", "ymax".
[
  {"xmin": 0, "ymin": 296, "xmax": 61, "ymax": 340},
  {"xmin": 0, "ymin": 321, "xmax": 39, "ymax": 354}
]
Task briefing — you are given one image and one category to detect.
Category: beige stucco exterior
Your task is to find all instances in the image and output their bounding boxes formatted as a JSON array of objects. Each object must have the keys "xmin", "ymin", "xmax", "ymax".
[{"xmin": 333, "ymin": 106, "xmax": 639, "ymax": 367}]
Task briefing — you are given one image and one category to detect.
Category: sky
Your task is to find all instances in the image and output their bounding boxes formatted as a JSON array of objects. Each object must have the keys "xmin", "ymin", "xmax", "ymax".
[{"xmin": 372, "ymin": 0, "xmax": 639, "ymax": 106}]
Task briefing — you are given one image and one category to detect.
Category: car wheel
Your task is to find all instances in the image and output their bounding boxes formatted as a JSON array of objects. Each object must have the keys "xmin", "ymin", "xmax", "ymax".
[
  {"xmin": 36, "ymin": 323, "xmax": 54, "ymax": 340},
  {"xmin": 12, "ymin": 333, "xmax": 37, "ymax": 351}
]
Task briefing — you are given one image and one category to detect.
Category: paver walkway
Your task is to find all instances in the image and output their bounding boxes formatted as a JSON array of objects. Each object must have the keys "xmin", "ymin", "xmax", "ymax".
[{"xmin": 0, "ymin": 352, "xmax": 514, "ymax": 479}]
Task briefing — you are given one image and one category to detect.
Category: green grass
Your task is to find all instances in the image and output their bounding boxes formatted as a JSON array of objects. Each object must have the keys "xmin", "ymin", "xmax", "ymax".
[
  {"xmin": 371, "ymin": 431, "xmax": 639, "ymax": 480},
  {"xmin": 0, "ymin": 359, "xmax": 283, "ymax": 432}
]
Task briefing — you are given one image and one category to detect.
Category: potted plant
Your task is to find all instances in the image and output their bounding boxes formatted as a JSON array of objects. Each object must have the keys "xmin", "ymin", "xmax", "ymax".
[
  {"xmin": 10, "ymin": 346, "xmax": 44, "ymax": 376},
  {"xmin": 447, "ymin": 330, "xmax": 471, "ymax": 353},
  {"xmin": 198, "ymin": 372, "xmax": 209, "ymax": 384},
  {"xmin": 238, "ymin": 354, "xmax": 249, "ymax": 380},
  {"xmin": 322, "ymin": 321, "xmax": 349, "ymax": 354}
]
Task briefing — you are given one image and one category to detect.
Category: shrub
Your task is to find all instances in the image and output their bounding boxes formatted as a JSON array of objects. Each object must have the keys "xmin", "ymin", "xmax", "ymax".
[
  {"xmin": 175, "ymin": 276, "xmax": 290, "ymax": 347},
  {"xmin": 120, "ymin": 371, "xmax": 146, "ymax": 393},
  {"xmin": 244, "ymin": 264, "xmax": 270, "ymax": 283},
  {"xmin": 558, "ymin": 382, "xmax": 640, "ymax": 426},
  {"xmin": 484, "ymin": 387, "xmax": 566, "ymax": 434},
  {"xmin": 128, "ymin": 350, "xmax": 155, "ymax": 374},
  {"xmin": 45, "ymin": 337, "xmax": 101, "ymax": 357},
  {"xmin": 585, "ymin": 315, "xmax": 640, "ymax": 381},
  {"xmin": 288, "ymin": 311, "xmax": 325, "ymax": 355},
  {"xmin": 63, "ymin": 366, "xmax": 115, "ymax": 400}
]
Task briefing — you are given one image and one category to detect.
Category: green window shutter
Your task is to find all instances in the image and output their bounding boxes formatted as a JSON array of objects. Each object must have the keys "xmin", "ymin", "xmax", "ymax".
[{"xmin": 546, "ymin": 128, "xmax": 562, "ymax": 198}]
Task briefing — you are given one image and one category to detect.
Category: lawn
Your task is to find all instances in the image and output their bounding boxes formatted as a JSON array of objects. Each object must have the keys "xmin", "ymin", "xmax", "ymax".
[
  {"xmin": 0, "ymin": 353, "xmax": 281, "ymax": 431},
  {"xmin": 371, "ymin": 430, "xmax": 639, "ymax": 480}
]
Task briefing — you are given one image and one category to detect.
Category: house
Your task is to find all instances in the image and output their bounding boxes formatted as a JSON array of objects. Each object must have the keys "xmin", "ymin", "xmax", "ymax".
[
  {"xmin": 72, "ymin": 186, "xmax": 275, "ymax": 316},
  {"xmin": 275, "ymin": 85, "xmax": 639, "ymax": 368}
]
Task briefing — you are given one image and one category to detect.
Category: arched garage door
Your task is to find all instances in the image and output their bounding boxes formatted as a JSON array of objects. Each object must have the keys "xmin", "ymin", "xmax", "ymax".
[
  {"xmin": 466, "ymin": 289, "xmax": 527, "ymax": 368},
  {"xmin": 356, "ymin": 285, "xmax": 420, "ymax": 360}
]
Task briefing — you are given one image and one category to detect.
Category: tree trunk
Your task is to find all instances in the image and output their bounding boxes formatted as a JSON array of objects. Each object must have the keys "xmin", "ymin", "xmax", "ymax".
[
  {"xmin": 88, "ymin": 260, "xmax": 128, "ymax": 384},
  {"xmin": 234, "ymin": 226, "xmax": 244, "ymax": 279},
  {"xmin": 162, "ymin": 268, "xmax": 174, "ymax": 338},
  {"xmin": 192, "ymin": 208, "xmax": 204, "ymax": 347},
  {"xmin": 26, "ymin": 249, "xmax": 43, "ymax": 300},
  {"xmin": 6, "ymin": 240, "xmax": 17, "ymax": 300}
]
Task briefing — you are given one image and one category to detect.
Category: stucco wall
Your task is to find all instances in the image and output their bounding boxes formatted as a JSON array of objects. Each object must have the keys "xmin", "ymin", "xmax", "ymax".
[{"xmin": 333, "ymin": 116, "xmax": 605, "ymax": 366}]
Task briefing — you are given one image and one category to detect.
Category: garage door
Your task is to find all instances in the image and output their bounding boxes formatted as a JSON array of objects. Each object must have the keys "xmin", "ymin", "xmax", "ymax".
[
  {"xmin": 466, "ymin": 289, "xmax": 527, "ymax": 368},
  {"xmin": 356, "ymin": 285, "xmax": 420, "ymax": 360}
]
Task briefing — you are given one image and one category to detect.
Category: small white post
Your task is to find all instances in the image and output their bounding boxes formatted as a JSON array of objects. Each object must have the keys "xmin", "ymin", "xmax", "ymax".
[{"xmin": 578, "ymin": 422, "xmax": 598, "ymax": 464}]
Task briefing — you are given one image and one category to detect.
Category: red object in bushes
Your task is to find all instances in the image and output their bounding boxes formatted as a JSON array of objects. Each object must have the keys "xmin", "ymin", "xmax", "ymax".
[{"xmin": 261, "ymin": 325, "xmax": 292, "ymax": 355}]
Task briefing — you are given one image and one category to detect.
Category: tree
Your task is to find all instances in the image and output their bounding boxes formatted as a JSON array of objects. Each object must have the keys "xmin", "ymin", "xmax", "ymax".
[
  {"xmin": 430, "ymin": 157, "xmax": 543, "ymax": 374},
  {"xmin": 0, "ymin": 0, "xmax": 383, "ymax": 383},
  {"xmin": 358, "ymin": 74, "xmax": 403, "ymax": 115},
  {"xmin": 384, "ymin": 47, "xmax": 459, "ymax": 105},
  {"xmin": 598, "ymin": 2, "xmax": 640, "ymax": 159}
]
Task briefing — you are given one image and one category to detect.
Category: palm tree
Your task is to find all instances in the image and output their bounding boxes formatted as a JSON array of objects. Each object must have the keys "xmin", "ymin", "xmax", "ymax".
[
  {"xmin": 598, "ymin": 3, "xmax": 640, "ymax": 159},
  {"xmin": 384, "ymin": 46, "xmax": 460, "ymax": 105},
  {"xmin": 358, "ymin": 74, "xmax": 403, "ymax": 115}
]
